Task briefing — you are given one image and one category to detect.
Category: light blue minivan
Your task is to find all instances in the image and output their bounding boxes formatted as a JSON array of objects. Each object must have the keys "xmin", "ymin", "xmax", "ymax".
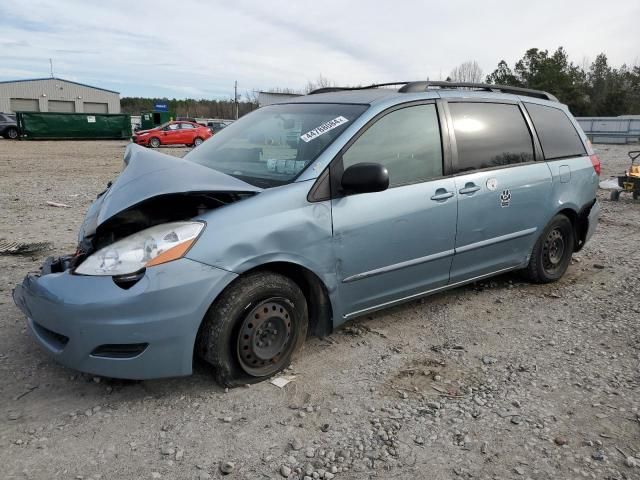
[{"xmin": 13, "ymin": 81, "xmax": 600, "ymax": 385}]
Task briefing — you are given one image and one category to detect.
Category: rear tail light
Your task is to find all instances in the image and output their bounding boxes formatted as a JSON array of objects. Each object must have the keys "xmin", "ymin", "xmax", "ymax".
[{"xmin": 590, "ymin": 154, "xmax": 601, "ymax": 176}]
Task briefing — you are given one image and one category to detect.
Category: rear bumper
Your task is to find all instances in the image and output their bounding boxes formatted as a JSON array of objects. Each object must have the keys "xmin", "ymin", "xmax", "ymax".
[
  {"xmin": 584, "ymin": 199, "xmax": 600, "ymax": 245},
  {"xmin": 13, "ymin": 258, "xmax": 237, "ymax": 379}
]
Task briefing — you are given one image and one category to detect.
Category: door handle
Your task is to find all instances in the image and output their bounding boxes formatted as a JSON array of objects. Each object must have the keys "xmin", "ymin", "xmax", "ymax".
[
  {"xmin": 459, "ymin": 183, "xmax": 481, "ymax": 195},
  {"xmin": 430, "ymin": 189, "xmax": 455, "ymax": 201}
]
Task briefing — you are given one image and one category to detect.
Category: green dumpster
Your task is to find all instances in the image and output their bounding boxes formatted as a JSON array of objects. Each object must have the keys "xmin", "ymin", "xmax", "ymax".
[
  {"xmin": 17, "ymin": 112, "xmax": 132, "ymax": 139},
  {"xmin": 140, "ymin": 111, "xmax": 174, "ymax": 130}
]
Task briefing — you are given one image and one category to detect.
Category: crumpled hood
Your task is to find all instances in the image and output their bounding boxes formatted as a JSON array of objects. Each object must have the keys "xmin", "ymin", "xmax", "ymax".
[{"xmin": 79, "ymin": 143, "xmax": 261, "ymax": 239}]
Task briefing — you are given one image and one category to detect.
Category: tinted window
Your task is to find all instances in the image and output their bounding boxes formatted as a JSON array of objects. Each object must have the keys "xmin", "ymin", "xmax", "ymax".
[
  {"xmin": 449, "ymin": 103, "xmax": 534, "ymax": 172},
  {"xmin": 342, "ymin": 104, "xmax": 442, "ymax": 187},
  {"xmin": 180, "ymin": 123, "xmax": 195, "ymax": 129},
  {"xmin": 524, "ymin": 103, "xmax": 586, "ymax": 160}
]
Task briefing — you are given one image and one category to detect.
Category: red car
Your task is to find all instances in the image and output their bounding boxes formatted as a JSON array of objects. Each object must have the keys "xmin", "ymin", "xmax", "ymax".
[{"xmin": 133, "ymin": 121, "xmax": 212, "ymax": 148}]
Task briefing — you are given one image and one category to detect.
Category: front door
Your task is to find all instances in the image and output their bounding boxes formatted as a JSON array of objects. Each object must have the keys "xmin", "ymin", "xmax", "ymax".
[
  {"xmin": 162, "ymin": 123, "xmax": 181, "ymax": 144},
  {"xmin": 445, "ymin": 101, "xmax": 553, "ymax": 282},
  {"xmin": 331, "ymin": 103, "xmax": 458, "ymax": 318}
]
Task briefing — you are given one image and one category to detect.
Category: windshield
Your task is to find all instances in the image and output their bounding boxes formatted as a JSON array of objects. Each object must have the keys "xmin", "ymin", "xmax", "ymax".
[{"xmin": 184, "ymin": 103, "xmax": 368, "ymax": 188}]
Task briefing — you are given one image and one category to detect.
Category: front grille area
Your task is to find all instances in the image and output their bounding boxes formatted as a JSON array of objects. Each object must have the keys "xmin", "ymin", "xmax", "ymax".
[{"xmin": 90, "ymin": 343, "xmax": 149, "ymax": 359}]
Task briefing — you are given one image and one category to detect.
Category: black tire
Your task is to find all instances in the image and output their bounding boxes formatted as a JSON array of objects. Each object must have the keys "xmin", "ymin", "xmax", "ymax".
[
  {"xmin": 524, "ymin": 214, "xmax": 574, "ymax": 284},
  {"xmin": 149, "ymin": 137, "xmax": 160, "ymax": 148},
  {"xmin": 610, "ymin": 190, "xmax": 620, "ymax": 201},
  {"xmin": 5, "ymin": 127, "xmax": 19, "ymax": 139},
  {"xmin": 196, "ymin": 271, "xmax": 308, "ymax": 387},
  {"xmin": 193, "ymin": 137, "xmax": 203, "ymax": 147},
  {"xmin": 633, "ymin": 191, "xmax": 639, "ymax": 201}
]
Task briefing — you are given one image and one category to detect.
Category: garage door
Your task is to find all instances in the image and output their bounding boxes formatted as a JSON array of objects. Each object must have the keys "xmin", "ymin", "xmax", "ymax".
[
  {"xmin": 10, "ymin": 98, "xmax": 39, "ymax": 112},
  {"xmin": 48, "ymin": 100, "xmax": 75, "ymax": 113},
  {"xmin": 83, "ymin": 102, "xmax": 108, "ymax": 114}
]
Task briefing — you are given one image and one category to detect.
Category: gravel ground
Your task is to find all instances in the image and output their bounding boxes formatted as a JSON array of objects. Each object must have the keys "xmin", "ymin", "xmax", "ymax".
[{"xmin": 0, "ymin": 140, "xmax": 639, "ymax": 480}]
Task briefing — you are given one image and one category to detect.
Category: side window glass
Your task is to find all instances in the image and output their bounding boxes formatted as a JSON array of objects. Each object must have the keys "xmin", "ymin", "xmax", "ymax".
[
  {"xmin": 342, "ymin": 104, "xmax": 442, "ymax": 187},
  {"xmin": 523, "ymin": 103, "xmax": 586, "ymax": 160},
  {"xmin": 167, "ymin": 123, "xmax": 179, "ymax": 131},
  {"xmin": 449, "ymin": 103, "xmax": 534, "ymax": 173},
  {"xmin": 181, "ymin": 123, "xmax": 195, "ymax": 129}
]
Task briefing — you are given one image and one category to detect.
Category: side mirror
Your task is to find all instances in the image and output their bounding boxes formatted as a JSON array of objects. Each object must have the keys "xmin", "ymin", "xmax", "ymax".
[{"xmin": 341, "ymin": 162, "xmax": 389, "ymax": 195}]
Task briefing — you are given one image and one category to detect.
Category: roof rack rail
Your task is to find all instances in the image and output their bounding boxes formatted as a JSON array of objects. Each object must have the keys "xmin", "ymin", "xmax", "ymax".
[
  {"xmin": 398, "ymin": 81, "xmax": 558, "ymax": 102},
  {"xmin": 308, "ymin": 82, "xmax": 411, "ymax": 95}
]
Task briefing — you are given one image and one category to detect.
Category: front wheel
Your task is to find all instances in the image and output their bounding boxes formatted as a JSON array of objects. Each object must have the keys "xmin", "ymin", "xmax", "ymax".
[
  {"xmin": 149, "ymin": 137, "xmax": 160, "ymax": 148},
  {"xmin": 610, "ymin": 190, "xmax": 620, "ymax": 201},
  {"xmin": 196, "ymin": 271, "xmax": 308, "ymax": 387},
  {"xmin": 524, "ymin": 214, "xmax": 574, "ymax": 283}
]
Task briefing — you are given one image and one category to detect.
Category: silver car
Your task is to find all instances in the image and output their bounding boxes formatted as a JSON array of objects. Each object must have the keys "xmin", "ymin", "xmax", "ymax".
[{"xmin": 13, "ymin": 81, "xmax": 600, "ymax": 385}]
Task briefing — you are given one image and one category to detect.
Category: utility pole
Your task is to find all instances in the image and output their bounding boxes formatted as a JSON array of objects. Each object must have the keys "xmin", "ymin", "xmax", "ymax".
[
  {"xmin": 234, "ymin": 80, "xmax": 239, "ymax": 120},
  {"xmin": 49, "ymin": 58, "xmax": 54, "ymax": 78}
]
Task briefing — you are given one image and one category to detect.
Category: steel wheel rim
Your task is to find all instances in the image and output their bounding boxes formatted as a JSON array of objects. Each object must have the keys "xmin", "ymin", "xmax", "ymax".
[
  {"xmin": 237, "ymin": 298, "xmax": 293, "ymax": 376},
  {"xmin": 542, "ymin": 228, "xmax": 565, "ymax": 271}
]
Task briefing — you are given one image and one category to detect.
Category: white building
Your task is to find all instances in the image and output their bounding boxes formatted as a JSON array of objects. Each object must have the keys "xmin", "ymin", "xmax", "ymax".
[
  {"xmin": 0, "ymin": 77, "xmax": 120, "ymax": 114},
  {"xmin": 257, "ymin": 91, "xmax": 302, "ymax": 107}
]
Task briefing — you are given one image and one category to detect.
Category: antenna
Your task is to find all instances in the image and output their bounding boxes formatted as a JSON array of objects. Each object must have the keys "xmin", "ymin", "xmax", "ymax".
[{"xmin": 49, "ymin": 58, "xmax": 54, "ymax": 78}]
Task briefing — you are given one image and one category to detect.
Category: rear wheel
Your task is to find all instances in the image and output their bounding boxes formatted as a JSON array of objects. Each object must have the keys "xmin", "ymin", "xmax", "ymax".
[
  {"xmin": 5, "ymin": 127, "xmax": 19, "ymax": 139},
  {"xmin": 633, "ymin": 191, "xmax": 639, "ymax": 201},
  {"xmin": 196, "ymin": 271, "xmax": 308, "ymax": 387},
  {"xmin": 610, "ymin": 190, "xmax": 620, "ymax": 201},
  {"xmin": 524, "ymin": 214, "xmax": 574, "ymax": 284},
  {"xmin": 149, "ymin": 137, "xmax": 160, "ymax": 148},
  {"xmin": 193, "ymin": 137, "xmax": 204, "ymax": 147}
]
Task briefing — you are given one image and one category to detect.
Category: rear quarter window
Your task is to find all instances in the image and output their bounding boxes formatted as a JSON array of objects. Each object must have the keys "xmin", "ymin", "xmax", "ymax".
[{"xmin": 524, "ymin": 103, "xmax": 586, "ymax": 160}]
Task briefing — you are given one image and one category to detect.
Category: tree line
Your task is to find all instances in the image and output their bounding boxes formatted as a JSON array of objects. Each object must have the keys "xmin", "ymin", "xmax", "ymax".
[
  {"xmin": 120, "ymin": 97, "xmax": 258, "ymax": 119},
  {"xmin": 120, "ymin": 76, "xmax": 335, "ymax": 119},
  {"xmin": 483, "ymin": 48, "xmax": 640, "ymax": 116},
  {"xmin": 121, "ymin": 49, "xmax": 640, "ymax": 119}
]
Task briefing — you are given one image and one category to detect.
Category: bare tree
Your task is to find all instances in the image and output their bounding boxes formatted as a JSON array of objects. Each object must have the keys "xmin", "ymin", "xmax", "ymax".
[
  {"xmin": 449, "ymin": 61, "xmax": 484, "ymax": 83},
  {"xmin": 305, "ymin": 74, "xmax": 335, "ymax": 93}
]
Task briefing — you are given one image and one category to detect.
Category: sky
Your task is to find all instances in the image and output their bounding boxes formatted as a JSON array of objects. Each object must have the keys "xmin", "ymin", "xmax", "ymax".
[{"xmin": 1, "ymin": 0, "xmax": 638, "ymax": 100}]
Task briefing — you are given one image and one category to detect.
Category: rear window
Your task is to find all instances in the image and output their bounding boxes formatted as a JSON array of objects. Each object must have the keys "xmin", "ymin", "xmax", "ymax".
[
  {"xmin": 449, "ymin": 102, "xmax": 534, "ymax": 173},
  {"xmin": 524, "ymin": 103, "xmax": 586, "ymax": 160}
]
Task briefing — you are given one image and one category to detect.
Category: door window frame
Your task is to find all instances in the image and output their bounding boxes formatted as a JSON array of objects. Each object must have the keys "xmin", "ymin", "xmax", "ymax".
[
  {"xmin": 309, "ymin": 100, "xmax": 452, "ymax": 201},
  {"xmin": 441, "ymin": 98, "xmax": 544, "ymax": 176}
]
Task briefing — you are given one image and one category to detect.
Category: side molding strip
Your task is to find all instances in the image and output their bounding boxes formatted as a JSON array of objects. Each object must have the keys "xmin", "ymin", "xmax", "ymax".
[
  {"xmin": 342, "ymin": 227, "xmax": 536, "ymax": 284},
  {"xmin": 454, "ymin": 227, "xmax": 537, "ymax": 254},
  {"xmin": 342, "ymin": 249, "xmax": 455, "ymax": 283},
  {"xmin": 343, "ymin": 264, "xmax": 522, "ymax": 320}
]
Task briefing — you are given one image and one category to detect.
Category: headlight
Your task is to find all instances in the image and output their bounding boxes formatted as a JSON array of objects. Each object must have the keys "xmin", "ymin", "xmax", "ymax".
[{"xmin": 75, "ymin": 221, "xmax": 204, "ymax": 276}]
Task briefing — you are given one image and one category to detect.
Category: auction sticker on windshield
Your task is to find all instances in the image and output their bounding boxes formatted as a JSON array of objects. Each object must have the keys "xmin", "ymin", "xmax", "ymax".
[{"xmin": 300, "ymin": 116, "xmax": 349, "ymax": 143}]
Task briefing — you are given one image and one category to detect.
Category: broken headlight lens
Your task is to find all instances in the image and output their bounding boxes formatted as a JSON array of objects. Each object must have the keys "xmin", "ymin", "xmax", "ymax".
[{"xmin": 75, "ymin": 221, "xmax": 204, "ymax": 276}]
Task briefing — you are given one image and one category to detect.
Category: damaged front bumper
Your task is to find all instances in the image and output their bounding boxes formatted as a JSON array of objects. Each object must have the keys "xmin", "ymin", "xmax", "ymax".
[{"xmin": 13, "ymin": 257, "xmax": 237, "ymax": 379}]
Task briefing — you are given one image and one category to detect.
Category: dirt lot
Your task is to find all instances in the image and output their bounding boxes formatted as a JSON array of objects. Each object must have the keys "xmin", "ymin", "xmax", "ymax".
[{"xmin": 0, "ymin": 140, "xmax": 639, "ymax": 480}]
